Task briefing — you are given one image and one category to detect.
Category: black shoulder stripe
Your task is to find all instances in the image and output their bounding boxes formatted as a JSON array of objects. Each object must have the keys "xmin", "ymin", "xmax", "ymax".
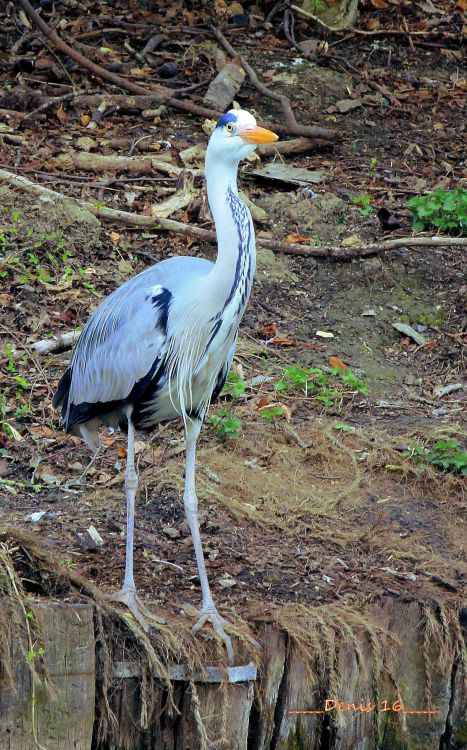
[{"xmin": 151, "ymin": 287, "xmax": 172, "ymax": 336}]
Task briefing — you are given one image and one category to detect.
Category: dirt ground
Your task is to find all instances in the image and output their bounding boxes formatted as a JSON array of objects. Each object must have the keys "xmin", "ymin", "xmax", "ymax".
[{"xmin": 0, "ymin": 0, "xmax": 465, "ymax": 642}]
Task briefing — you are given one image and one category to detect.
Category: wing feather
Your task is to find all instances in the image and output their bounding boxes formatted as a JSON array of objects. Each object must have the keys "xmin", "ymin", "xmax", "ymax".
[
  {"xmin": 68, "ymin": 273, "xmax": 169, "ymax": 408},
  {"xmin": 53, "ymin": 257, "xmax": 214, "ymax": 427}
]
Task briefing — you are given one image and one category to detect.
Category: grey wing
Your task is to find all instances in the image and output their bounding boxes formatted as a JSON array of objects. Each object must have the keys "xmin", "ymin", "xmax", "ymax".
[
  {"xmin": 69, "ymin": 275, "xmax": 168, "ymax": 408},
  {"xmin": 67, "ymin": 257, "xmax": 212, "ymax": 408}
]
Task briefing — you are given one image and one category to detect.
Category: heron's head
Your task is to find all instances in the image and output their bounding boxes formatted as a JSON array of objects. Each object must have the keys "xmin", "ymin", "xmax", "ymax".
[{"xmin": 207, "ymin": 109, "xmax": 278, "ymax": 165}]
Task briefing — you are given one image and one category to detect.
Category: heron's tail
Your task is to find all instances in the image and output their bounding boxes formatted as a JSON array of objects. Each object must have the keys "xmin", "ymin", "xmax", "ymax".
[{"xmin": 53, "ymin": 367, "xmax": 72, "ymax": 423}]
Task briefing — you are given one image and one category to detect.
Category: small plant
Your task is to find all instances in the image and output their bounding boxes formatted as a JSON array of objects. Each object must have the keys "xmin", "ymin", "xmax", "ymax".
[
  {"xmin": 335, "ymin": 368, "xmax": 368, "ymax": 394},
  {"xmin": 260, "ymin": 404, "xmax": 289, "ymax": 422},
  {"xmin": 3, "ymin": 344, "xmax": 16, "ymax": 373},
  {"xmin": 275, "ymin": 364, "xmax": 367, "ymax": 408},
  {"xmin": 406, "ymin": 188, "xmax": 467, "ymax": 236},
  {"xmin": 208, "ymin": 410, "xmax": 242, "ymax": 440},
  {"xmin": 221, "ymin": 371, "xmax": 247, "ymax": 399},
  {"xmin": 404, "ymin": 439, "xmax": 467, "ymax": 475},
  {"xmin": 26, "ymin": 646, "xmax": 45, "ymax": 661},
  {"xmin": 307, "ymin": 0, "xmax": 327, "ymax": 11},
  {"xmin": 333, "ymin": 422, "xmax": 353, "ymax": 433},
  {"xmin": 368, "ymin": 156, "xmax": 378, "ymax": 176},
  {"xmin": 352, "ymin": 194, "xmax": 374, "ymax": 217},
  {"xmin": 275, "ymin": 364, "xmax": 313, "ymax": 394}
]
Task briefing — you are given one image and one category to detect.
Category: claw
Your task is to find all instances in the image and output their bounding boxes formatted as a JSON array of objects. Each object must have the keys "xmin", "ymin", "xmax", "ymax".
[
  {"xmin": 108, "ymin": 587, "xmax": 165, "ymax": 632},
  {"xmin": 192, "ymin": 606, "xmax": 235, "ymax": 665}
]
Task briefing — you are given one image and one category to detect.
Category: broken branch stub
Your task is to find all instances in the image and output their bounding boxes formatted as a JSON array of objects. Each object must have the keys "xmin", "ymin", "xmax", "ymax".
[{"xmin": 203, "ymin": 60, "xmax": 246, "ymax": 111}]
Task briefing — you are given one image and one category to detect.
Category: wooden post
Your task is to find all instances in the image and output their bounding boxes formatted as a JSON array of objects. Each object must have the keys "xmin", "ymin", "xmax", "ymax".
[
  {"xmin": 1, "ymin": 597, "xmax": 466, "ymax": 749},
  {"xmin": 0, "ymin": 602, "xmax": 95, "ymax": 750}
]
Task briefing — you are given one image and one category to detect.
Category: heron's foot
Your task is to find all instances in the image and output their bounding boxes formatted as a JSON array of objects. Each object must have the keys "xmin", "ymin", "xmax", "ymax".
[
  {"xmin": 192, "ymin": 605, "xmax": 234, "ymax": 665},
  {"xmin": 108, "ymin": 587, "xmax": 165, "ymax": 632}
]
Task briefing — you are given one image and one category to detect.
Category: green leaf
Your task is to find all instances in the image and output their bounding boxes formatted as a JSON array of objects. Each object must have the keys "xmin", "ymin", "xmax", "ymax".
[
  {"xmin": 406, "ymin": 188, "xmax": 467, "ymax": 236},
  {"xmin": 221, "ymin": 371, "xmax": 247, "ymax": 399},
  {"xmin": 333, "ymin": 423, "xmax": 351, "ymax": 432},
  {"xmin": 13, "ymin": 375, "xmax": 29, "ymax": 389}
]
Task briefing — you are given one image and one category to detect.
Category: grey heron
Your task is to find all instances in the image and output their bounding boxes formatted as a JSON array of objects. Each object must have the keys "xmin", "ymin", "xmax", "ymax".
[{"xmin": 53, "ymin": 109, "xmax": 278, "ymax": 663}]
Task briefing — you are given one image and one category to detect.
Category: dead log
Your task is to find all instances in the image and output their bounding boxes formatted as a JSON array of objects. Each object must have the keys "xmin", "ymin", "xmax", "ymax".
[
  {"xmin": 258, "ymin": 137, "xmax": 329, "ymax": 156},
  {"xmin": 0, "ymin": 601, "xmax": 95, "ymax": 750},
  {"xmin": 74, "ymin": 94, "xmax": 173, "ymax": 112},
  {"xmin": 180, "ymin": 136, "xmax": 329, "ymax": 165}
]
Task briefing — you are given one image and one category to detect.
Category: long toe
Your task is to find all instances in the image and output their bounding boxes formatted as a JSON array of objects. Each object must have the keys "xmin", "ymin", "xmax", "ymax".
[
  {"xmin": 108, "ymin": 588, "xmax": 165, "ymax": 631},
  {"xmin": 192, "ymin": 607, "xmax": 234, "ymax": 666}
]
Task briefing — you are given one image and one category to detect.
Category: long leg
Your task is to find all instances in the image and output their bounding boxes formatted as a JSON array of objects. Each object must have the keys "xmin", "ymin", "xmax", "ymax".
[
  {"xmin": 184, "ymin": 420, "xmax": 234, "ymax": 665},
  {"xmin": 109, "ymin": 414, "xmax": 164, "ymax": 629}
]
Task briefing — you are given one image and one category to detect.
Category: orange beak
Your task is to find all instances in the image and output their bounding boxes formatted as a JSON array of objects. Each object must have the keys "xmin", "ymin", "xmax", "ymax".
[{"xmin": 238, "ymin": 125, "xmax": 279, "ymax": 144}]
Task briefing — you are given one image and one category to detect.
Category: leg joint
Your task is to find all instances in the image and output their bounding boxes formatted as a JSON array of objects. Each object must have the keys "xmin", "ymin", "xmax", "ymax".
[
  {"xmin": 125, "ymin": 467, "xmax": 138, "ymax": 490},
  {"xmin": 184, "ymin": 492, "xmax": 198, "ymax": 516}
]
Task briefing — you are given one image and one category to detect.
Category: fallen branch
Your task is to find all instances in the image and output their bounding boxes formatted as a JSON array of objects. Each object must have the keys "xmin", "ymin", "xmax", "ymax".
[
  {"xmin": 21, "ymin": 88, "xmax": 102, "ymax": 121},
  {"xmin": 49, "ymin": 152, "xmax": 194, "ymax": 176},
  {"xmin": 2, "ymin": 169, "xmax": 466, "ymax": 260},
  {"xmin": 366, "ymin": 80, "xmax": 401, "ymax": 108},
  {"xmin": 31, "ymin": 330, "xmax": 81, "ymax": 355},
  {"xmin": 211, "ymin": 26, "xmax": 297, "ymax": 131},
  {"xmin": 17, "ymin": 0, "xmax": 337, "ymax": 141}
]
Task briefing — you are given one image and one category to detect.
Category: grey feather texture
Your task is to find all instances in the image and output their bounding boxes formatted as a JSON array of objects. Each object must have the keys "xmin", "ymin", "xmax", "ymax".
[{"xmin": 67, "ymin": 257, "xmax": 212, "ymax": 413}]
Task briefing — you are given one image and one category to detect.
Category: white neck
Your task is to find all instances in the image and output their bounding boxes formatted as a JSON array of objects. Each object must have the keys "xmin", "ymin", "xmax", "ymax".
[{"xmin": 203, "ymin": 150, "xmax": 256, "ymax": 305}]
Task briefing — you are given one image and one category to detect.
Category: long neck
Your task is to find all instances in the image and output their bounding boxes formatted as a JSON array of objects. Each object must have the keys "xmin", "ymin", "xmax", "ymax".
[{"xmin": 204, "ymin": 152, "xmax": 256, "ymax": 309}]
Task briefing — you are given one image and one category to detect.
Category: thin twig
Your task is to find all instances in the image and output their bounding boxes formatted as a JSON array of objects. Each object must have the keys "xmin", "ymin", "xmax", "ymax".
[
  {"xmin": 291, "ymin": 3, "xmax": 460, "ymax": 37},
  {"xmin": 22, "ymin": 88, "xmax": 102, "ymax": 120}
]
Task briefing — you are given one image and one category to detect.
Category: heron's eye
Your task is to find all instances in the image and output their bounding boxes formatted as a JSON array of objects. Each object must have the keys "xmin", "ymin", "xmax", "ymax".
[{"xmin": 225, "ymin": 123, "xmax": 234, "ymax": 134}]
